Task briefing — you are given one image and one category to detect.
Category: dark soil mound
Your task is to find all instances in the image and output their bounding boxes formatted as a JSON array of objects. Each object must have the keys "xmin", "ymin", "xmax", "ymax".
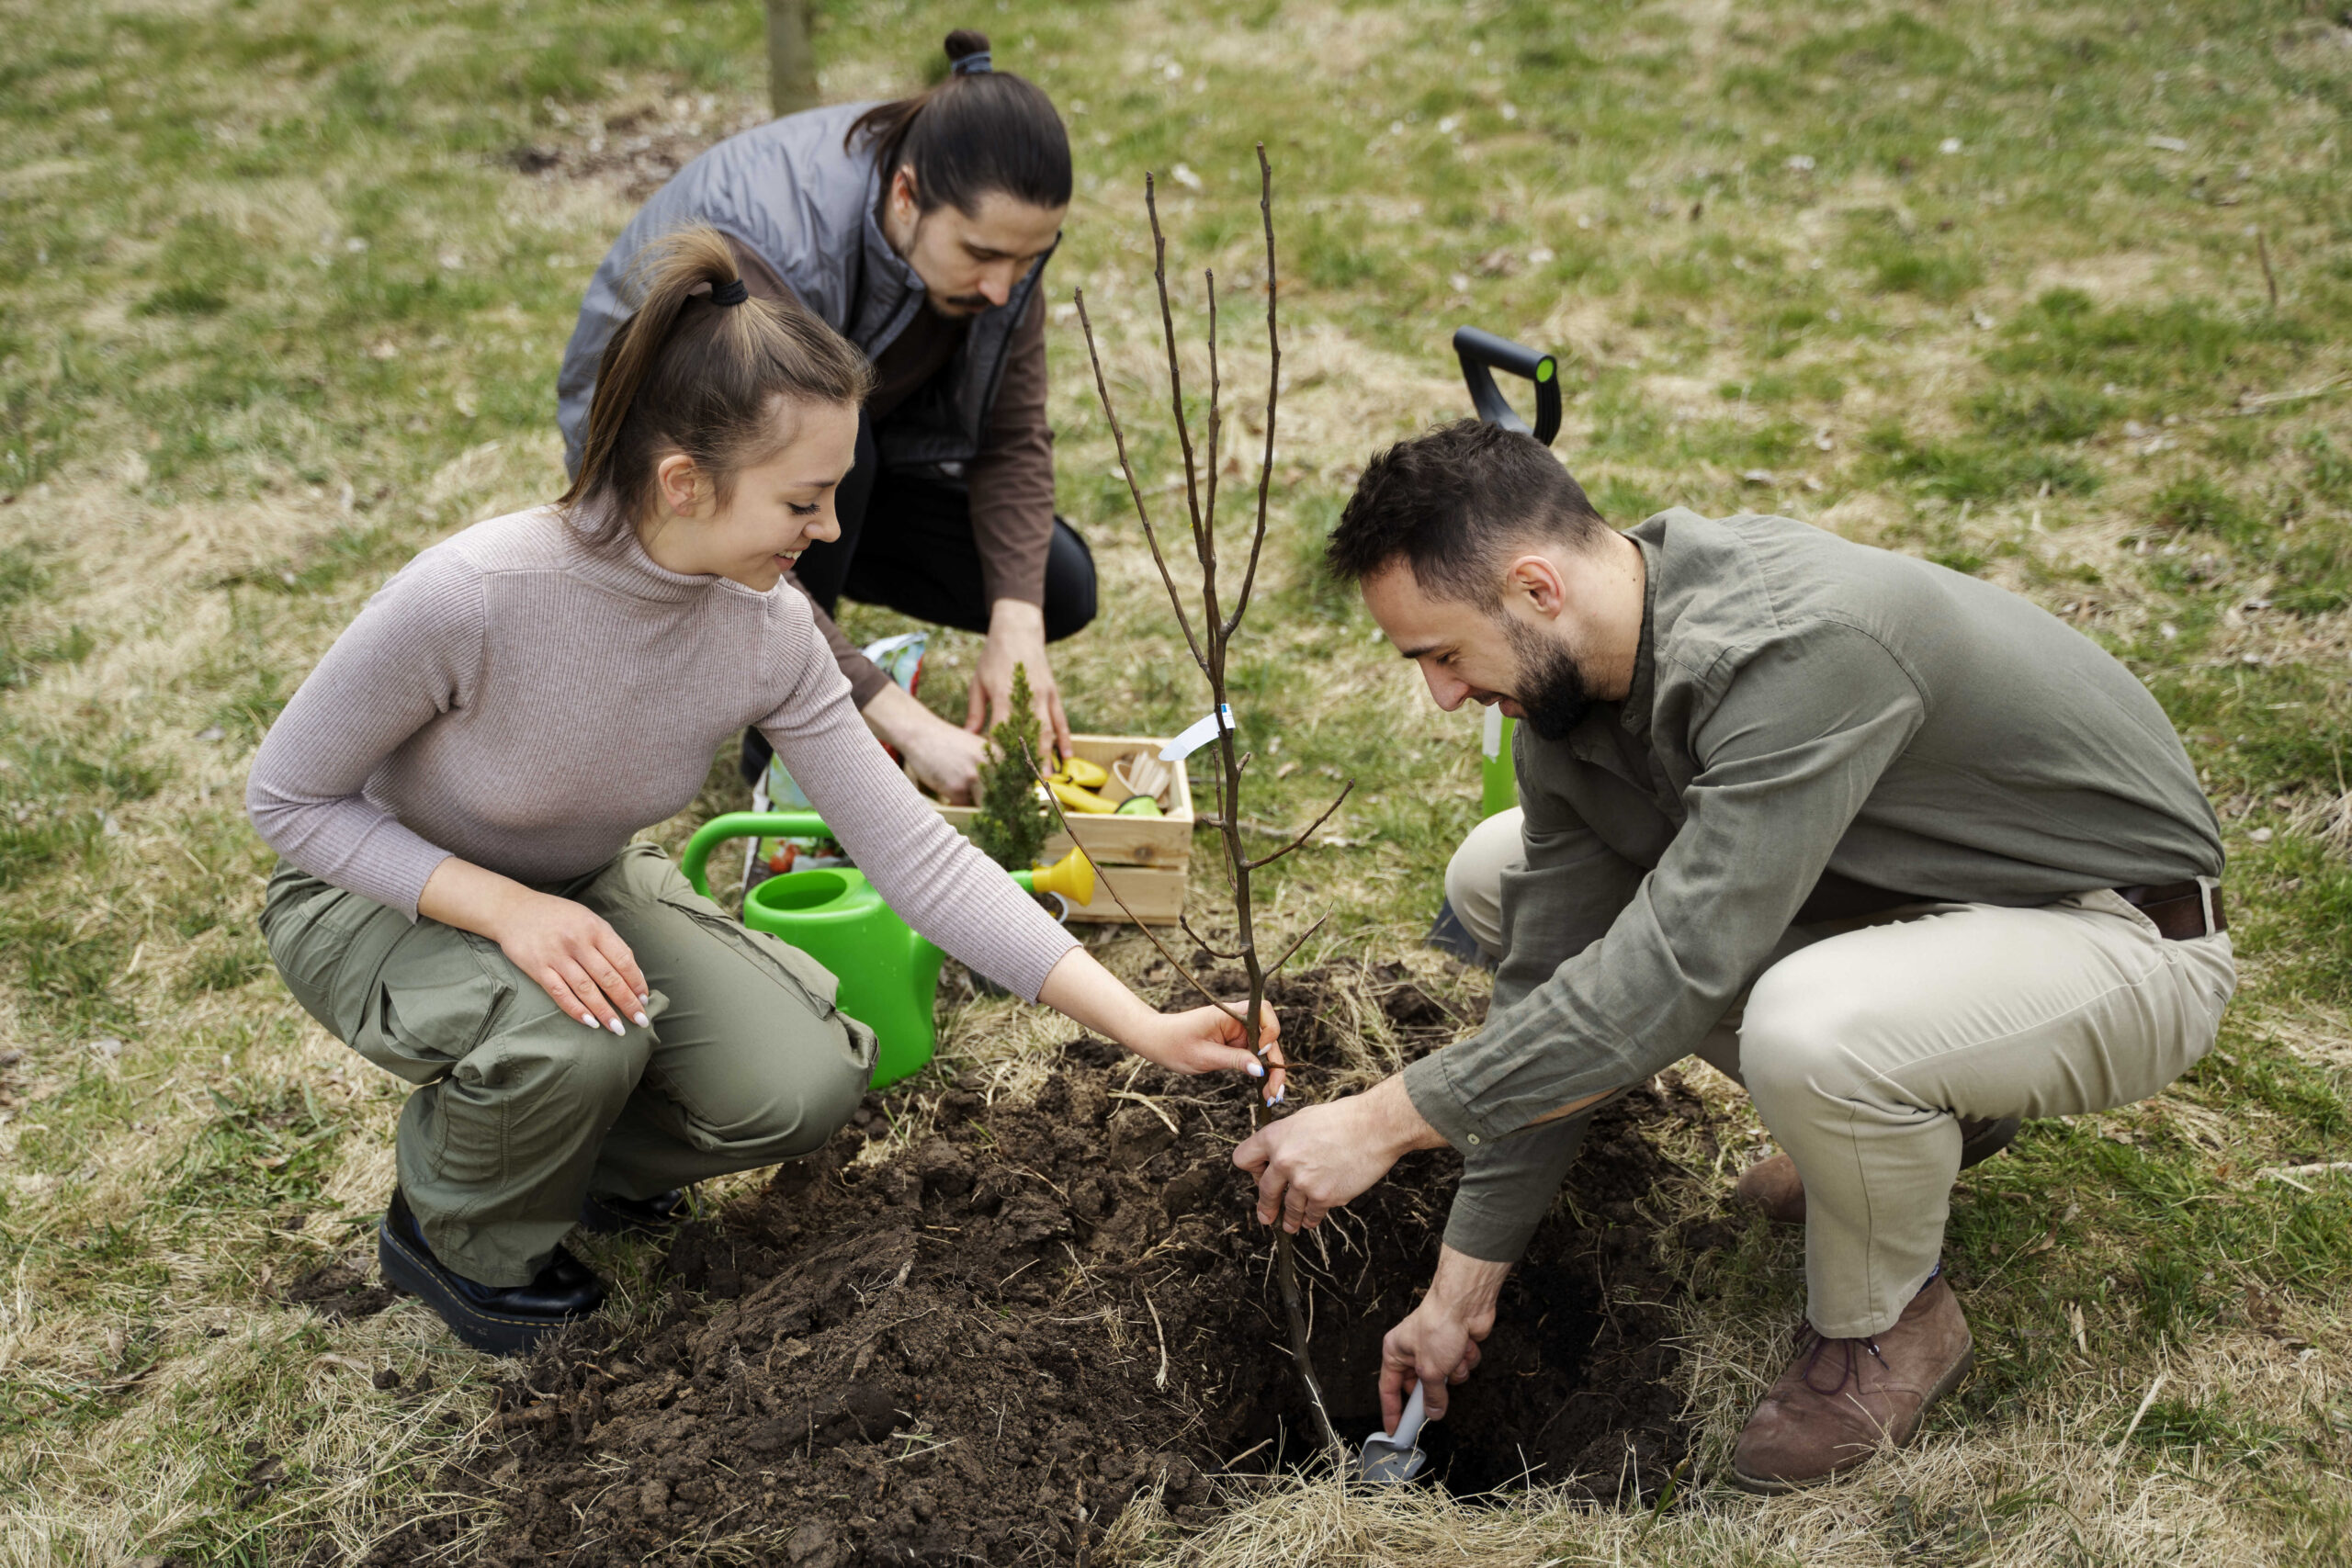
[
  {"xmin": 280, "ymin": 1258, "xmax": 395, "ymax": 1322},
  {"xmin": 374, "ymin": 973, "xmax": 1720, "ymax": 1567}
]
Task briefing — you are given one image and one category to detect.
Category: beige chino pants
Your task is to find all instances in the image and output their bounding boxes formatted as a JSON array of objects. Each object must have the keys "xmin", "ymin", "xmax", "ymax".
[{"xmin": 1447, "ymin": 809, "xmax": 2236, "ymax": 1337}]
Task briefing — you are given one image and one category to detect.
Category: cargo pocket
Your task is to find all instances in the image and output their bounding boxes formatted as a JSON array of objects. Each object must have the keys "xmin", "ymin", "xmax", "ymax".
[
  {"xmin": 260, "ymin": 870, "xmax": 400, "ymax": 1044},
  {"xmin": 350, "ymin": 924, "xmax": 521, "ymax": 1089},
  {"xmin": 655, "ymin": 889, "xmax": 879, "ymax": 1078}
]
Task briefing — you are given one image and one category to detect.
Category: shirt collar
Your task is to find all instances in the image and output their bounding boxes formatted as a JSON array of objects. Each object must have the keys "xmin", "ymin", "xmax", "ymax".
[{"xmin": 1616, "ymin": 528, "xmax": 1661, "ymax": 739}]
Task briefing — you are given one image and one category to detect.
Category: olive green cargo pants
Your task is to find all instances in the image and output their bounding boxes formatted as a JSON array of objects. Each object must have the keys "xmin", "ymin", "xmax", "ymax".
[{"xmin": 261, "ymin": 843, "xmax": 876, "ymax": 1286}]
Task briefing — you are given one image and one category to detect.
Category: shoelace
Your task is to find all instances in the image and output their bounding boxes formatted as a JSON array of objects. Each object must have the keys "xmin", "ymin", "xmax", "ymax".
[
  {"xmin": 1792, "ymin": 1265, "xmax": 1943, "ymax": 1395},
  {"xmin": 1793, "ymin": 1327, "xmax": 1888, "ymax": 1396}
]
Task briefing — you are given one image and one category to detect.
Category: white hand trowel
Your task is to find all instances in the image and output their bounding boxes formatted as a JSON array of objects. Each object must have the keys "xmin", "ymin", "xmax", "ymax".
[{"xmin": 1357, "ymin": 1381, "xmax": 1432, "ymax": 1483}]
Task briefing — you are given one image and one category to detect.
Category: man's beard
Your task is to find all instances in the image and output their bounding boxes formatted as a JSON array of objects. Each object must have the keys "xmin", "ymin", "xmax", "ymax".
[{"xmin": 1501, "ymin": 616, "xmax": 1595, "ymax": 741}]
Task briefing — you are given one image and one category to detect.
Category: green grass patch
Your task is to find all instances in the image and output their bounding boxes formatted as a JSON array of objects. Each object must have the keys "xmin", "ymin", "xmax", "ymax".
[
  {"xmin": 1863, "ymin": 422, "xmax": 2102, "ymax": 503},
  {"xmin": 1990, "ymin": 290, "xmax": 2319, "ymax": 415}
]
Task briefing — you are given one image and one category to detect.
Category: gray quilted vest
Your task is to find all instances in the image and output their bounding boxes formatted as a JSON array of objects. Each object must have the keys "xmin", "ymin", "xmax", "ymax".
[{"xmin": 557, "ymin": 101, "xmax": 1050, "ymax": 483}]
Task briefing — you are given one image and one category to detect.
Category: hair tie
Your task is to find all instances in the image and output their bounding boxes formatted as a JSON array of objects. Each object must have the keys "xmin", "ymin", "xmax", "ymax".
[
  {"xmin": 708, "ymin": 276, "xmax": 750, "ymax": 307},
  {"xmin": 951, "ymin": 51, "xmax": 991, "ymax": 74}
]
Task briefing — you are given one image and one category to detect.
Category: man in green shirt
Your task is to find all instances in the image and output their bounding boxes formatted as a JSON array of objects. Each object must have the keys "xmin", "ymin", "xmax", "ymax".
[{"xmin": 1234, "ymin": 420, "xmax": 2233, "ymax": 1490}]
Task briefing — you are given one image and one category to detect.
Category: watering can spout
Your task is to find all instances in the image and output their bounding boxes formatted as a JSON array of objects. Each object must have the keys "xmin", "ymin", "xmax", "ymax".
[{"xmin": 1033, "ymin": 846, "xmax": 1096, "ymax": 908}]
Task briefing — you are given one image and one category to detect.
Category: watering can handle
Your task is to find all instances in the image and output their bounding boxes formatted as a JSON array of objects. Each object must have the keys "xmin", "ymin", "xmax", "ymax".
[
  {"xmin": 679, "ymin": 811, "xmax": 831, "ymax": 897},
  {"xmin": 1453, "ymin": 326, "xmax": 1561, "ymax": 446}
]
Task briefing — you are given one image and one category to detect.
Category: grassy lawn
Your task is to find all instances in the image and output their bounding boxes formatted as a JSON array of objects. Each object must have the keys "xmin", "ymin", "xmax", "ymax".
[{"xmin": 2, "ymin": 0, "xmax": 2349, "ymax": 1561}]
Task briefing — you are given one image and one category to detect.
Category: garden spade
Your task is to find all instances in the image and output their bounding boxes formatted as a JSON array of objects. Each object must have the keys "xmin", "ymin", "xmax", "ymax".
[{"xmin": 1356, "ymin": 1381, "xmax": 1431, "ymax": 1483}]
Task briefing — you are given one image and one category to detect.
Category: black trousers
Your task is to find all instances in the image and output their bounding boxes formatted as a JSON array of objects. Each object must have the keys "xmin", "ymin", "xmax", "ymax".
[{"xmin": 741, "ymin": 412, "xmax": 1097, "ymax": 783}]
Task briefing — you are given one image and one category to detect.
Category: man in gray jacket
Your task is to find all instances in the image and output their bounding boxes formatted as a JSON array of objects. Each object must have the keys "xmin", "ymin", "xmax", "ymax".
[
  {"xmin": 560, "ymin": 33, "xmax": 1090, "ymax": 799},
  {"xmin": 1235, "ymin": 420, "xmax": 2233, "ymax": 1490}
]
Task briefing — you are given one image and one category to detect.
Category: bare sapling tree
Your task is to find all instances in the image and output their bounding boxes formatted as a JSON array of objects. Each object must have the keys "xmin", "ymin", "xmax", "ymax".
[{"xmin": 1057, "ymin": 144, "xmax": 1353, "ymax": 1454}]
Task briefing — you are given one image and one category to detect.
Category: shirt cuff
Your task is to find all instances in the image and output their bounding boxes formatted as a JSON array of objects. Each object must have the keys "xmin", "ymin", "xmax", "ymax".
[
  {"xmin": 1402, "ymin": 1051, "xmax": 1488, "ymax": 1154},
  {"xmin": 977, "ymin": 564, "xmax": 1047, "ymax": 618}
]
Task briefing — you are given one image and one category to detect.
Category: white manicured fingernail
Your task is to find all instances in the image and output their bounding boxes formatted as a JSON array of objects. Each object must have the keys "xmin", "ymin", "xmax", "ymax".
[
  {"xmin": 580, "ymin": 1013, "xmax": 596, "ymax": 1028},
  {"xmin": 1246, "ymin": 1060, "xmax": 1264, "ymax": 1077},
  {"xmin": 633, "ymin": 1011, "xmax": 650, "ymax": 1028},
  {"xmin": 1272, "ymin": 1087, "xmax": 1286, "ymax": 1104},
  {"xmin": 639, "ymin": 993, "xmax": 650, "ymax": 1006},
  {"xmin": 607, "ymin": 1018, "xmax": 625, "ymax": 1036}
]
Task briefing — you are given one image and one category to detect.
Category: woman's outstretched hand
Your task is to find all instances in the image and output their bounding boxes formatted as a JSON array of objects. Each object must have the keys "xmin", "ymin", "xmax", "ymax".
[
  {"xmin": 1035, "ymin": 948, "xmax": 1284, "ymax": 1100},
  {"xmin": 418, "ymin": 858, "xmax": 650, "ymax": 1035},
  {"xmin": 1125, "ymin": 1001, "xmax": 1285, "ymax": 1100}
]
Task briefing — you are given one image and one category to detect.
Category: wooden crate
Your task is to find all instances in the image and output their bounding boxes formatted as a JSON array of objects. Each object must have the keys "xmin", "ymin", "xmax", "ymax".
[{"xmin": 921, "ymin": 733, "xmax": 1193, "ymax": 925}]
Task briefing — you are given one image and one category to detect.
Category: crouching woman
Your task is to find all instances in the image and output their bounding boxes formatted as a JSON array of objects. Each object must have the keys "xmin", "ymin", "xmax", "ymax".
[{"xmin": 248, "ymin": 227, "xmax": 1279, "ymax": 1355}]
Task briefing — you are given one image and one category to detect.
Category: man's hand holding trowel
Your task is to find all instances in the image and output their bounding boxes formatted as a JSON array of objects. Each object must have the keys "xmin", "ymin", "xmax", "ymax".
[{"xmin": 1379, "ymin": 1247, "xmax": 1506, "ymax": 1433}]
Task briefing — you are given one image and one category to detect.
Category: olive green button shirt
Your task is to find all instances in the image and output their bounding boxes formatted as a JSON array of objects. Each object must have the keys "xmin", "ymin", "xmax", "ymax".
[{"xmin": 1404, "ymin": 510, "xmax": 2222, "ymax": 1261}]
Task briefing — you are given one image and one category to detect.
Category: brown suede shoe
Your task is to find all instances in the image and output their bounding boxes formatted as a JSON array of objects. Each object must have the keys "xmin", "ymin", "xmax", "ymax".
[
  {"xmin": 1733, "ymin": 1115, "xmax": 2023, "ymax": 1225},
  {"xmin": 1730, "ymin": 1274, "xmax": 1974, "ymax": 1493}
]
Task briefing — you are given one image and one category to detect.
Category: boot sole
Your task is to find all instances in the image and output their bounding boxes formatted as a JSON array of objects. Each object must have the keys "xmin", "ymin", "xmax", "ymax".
[
  {"xmin": 377, "ymin": 1220, "xmax": 587, "ymax": 1358},
  {"xmin": 1727, "ymin": 1344, "xmax": 1976, "ymax": 1495}
]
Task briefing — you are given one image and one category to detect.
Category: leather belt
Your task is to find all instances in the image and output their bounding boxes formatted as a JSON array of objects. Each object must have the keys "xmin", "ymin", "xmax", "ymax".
[{"xmin": 2116, "ymin": 880, "xmax": 2226, "ymax": 941}]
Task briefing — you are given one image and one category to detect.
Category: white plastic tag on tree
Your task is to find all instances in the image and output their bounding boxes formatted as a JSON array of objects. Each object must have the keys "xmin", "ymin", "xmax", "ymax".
[{"xmin": 1159, "ymin": 705, "xmax": 1235, "ymax": 762}]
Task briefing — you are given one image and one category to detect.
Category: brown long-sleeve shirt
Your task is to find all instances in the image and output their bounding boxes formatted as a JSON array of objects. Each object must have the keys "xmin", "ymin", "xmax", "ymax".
[{"xmin": 728, "ymin": 239, "xmax": 1055, "ymax": 705}]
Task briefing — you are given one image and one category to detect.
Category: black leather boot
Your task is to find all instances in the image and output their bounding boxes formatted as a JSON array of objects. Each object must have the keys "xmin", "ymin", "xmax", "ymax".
[
  {"xmin": 377, "ymin": 1190, "xmax": 607, "ymax": 1356},
  {"xmin": 577, "ymin": 1188, "xmax": 690, "ymax": 1236}
]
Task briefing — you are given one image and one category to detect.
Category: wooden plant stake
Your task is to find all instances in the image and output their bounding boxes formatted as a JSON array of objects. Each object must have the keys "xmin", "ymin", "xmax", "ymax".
[{"xmin": 1070, "ymin": 145, "xmax": 1351, "ymax": 1454}]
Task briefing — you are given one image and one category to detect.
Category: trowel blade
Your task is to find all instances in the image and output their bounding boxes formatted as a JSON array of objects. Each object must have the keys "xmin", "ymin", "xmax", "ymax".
[
  {"xmin": 1356, "ymin": 1381, "xmax": 1430, "ymax": 1483},
  {"xmin": 1356, "ymin": 1438, "xmax": 1428, "ymax": 1483}
]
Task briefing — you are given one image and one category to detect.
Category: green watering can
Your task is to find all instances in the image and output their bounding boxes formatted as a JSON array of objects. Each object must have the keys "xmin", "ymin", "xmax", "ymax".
[{"xmin": 679, "ymin": 811, "xmax": 1092, "ymax": 1089}]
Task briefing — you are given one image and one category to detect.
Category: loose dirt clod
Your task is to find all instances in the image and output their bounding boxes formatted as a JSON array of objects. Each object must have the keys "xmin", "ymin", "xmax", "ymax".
[
  {"xmin": 280, "ymin": 1258, "xmax": 396, "ymax": 1322},
  {"xmin": 374, "ymin": 972, "xmax": 1713, "ymax": 1566}
]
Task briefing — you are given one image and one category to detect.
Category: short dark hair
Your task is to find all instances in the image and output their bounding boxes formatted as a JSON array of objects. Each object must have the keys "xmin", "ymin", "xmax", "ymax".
[
  {"xmin": 846, "ymin": 31, "xmax": 1072, "ymax": 216},
  {"xmin": 1326, "ymin": 420, "xmax": 1608, "ymax": 602}
]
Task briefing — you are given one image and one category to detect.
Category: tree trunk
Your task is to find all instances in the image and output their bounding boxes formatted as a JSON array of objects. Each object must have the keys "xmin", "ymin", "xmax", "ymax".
[{"xmin": 764, "ymin": 0, "xmax": 820, "ymax": 117}]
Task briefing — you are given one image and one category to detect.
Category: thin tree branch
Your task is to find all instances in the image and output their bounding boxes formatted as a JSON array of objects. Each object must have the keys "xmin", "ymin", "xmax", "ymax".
[
  {"xmin": 1243, "ymin": 780, "xmax": 1355, "ymax": 872},
  {"xmin": 1263, "ymin": 914, "xmax": 1329, "ymax": 978},
  {"xmin": 1226, "ymin": 143, "xmax": 1280, "ymax": 637},
  {"xmin": 1144, "ymin": 175, "xmax": 1209, "ymax": 564},
  {"xmin": 1178, "ymin": 916, "xmax": 1246, "ymax": 962},
  {"xmin": 1072, "ymin": 288, "xmax": 1206, "ymax": 675},
  {"xmin": 1204, "ymin": 267, "xmax": 1222, "ymax": 555}
]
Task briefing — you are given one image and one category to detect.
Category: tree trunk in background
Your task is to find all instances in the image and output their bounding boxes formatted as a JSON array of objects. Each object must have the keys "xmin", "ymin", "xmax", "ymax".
[{"xmin": 765, "ymin": 0, "xmax": 820, "ymax": 116}]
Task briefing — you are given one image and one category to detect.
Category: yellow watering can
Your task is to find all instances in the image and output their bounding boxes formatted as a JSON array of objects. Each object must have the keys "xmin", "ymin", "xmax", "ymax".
[{"xmin": 679, "ymin": 811, "xmax": 1093, "ymax": 1088}]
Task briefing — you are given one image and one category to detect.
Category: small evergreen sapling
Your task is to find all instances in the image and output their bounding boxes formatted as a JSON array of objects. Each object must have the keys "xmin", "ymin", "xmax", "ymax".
[{"xmin": 971, "ymin": 662, "xmax": 1054, "ymax": 873}]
